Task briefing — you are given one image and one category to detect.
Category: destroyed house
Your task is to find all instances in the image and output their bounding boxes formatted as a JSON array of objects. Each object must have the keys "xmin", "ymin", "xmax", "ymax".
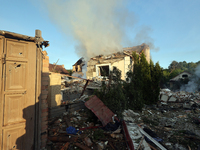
[
  {"xmin": 169, "ymin": 71, "xmax": 192, "ymax": 88},
  {"xmin": 86, "ymin": 43, "xmax": 150, "ymax": 80},
  {"xmin": 170, "ymin": 71, "xmax": 192, "ymax": 82},
  {"xmin": 72, "ymin": 57, "xmax": 85, "ymax": 72}
]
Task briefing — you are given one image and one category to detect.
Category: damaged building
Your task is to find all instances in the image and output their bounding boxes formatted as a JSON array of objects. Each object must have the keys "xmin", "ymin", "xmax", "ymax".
[
  {"xmin": 72, "ymin": 57, "xmax": 85, "ymax": 78},
  {"xmin": 72, "ymin": 57, "xmax": 85, "ymax": 73},
  {"xmin": 86, "ymin": 43, "xmax": 150, "ymax": 80}
]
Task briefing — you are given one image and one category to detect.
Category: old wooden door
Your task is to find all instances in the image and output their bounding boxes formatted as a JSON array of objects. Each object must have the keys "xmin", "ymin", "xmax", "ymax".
[{"xmin": 0, "ymin": 37, "xmax": 36, "ymax": 150}]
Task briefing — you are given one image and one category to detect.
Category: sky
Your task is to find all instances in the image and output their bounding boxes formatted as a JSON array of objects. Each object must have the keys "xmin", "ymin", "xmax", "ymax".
[{"xmin": 1, "ymin": 0, "xmax": 200, "ymax": 70}]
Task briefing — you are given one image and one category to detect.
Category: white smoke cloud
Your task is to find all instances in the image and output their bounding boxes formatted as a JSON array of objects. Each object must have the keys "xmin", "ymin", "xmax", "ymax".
[
  {"xmin": 180, "ymin": 65, "xmax": 200, "ymax": 92},
  {"xmin": 42, "ymin": 0, "xmax": 158, "ymax": 60}
]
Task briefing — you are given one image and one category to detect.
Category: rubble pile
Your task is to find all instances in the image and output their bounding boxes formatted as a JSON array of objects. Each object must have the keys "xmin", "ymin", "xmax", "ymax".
[
  {"xmin": 48, "ymin": 87, "xmax": 200, "ymax": 150},
  {"xmin": 47, "ymin": 96, "xmax": 128, "ymax": 150},
  {"xmin": 61, "ymin": 76, "xmax": 106, "ymax": 101},
  {"xmin": 87, "ymin": 80, "xmax": 102, "ymax": 88},
  {"xmin": 61, "ymin": 78, "xmax": 89, "ymax": 101},
  {"xmin": 123, "ymin": 106, "xmax": 200, "ymax": 149},
  {"xmin": 160, "ymin": 89, "xmax": 200, "ymax": 105},
  {"xmin": 62, "ymin": 78, "xmax": 86, "ymax": 94},
  {"xmin": 121, "ymin": 89, "xmax": 200, "ymax": 150}
]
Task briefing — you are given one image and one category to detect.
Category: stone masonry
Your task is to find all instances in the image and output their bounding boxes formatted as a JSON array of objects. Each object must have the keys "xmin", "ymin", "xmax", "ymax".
[{"xmin": 41, "ymin": 51, "xmax": 50, "ymax": 149}]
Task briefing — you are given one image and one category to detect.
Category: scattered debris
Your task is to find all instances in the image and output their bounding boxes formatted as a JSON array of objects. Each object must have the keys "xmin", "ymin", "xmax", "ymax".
[
  {"xmin": 85, "ymin": 95, "xmax": 116, "ymax": 126},
  {"xmin": 47, "ymin": 87, "xmax": 200, "ymax": 150},
  {"xmin": 48, "ymin": 96, "xmax": 129, "ymax": 150},
  {"xmin": 121, "ymin": 89, "xmax": 200, "ymax": 150}
]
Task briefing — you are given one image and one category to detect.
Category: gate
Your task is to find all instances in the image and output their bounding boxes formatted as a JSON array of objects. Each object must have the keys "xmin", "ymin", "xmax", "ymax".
[{"xmin": 0, "ymin": 35, "xmax": 37, "ymax": 150}]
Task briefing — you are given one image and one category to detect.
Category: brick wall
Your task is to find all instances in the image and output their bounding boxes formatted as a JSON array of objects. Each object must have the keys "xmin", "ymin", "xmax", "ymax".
[{"xmin": 40, "ymin": 51, "xmax": 49, "ymax": 149}]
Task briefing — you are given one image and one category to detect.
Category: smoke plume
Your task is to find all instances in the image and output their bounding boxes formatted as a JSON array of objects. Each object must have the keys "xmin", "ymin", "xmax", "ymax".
[
  {"xmin": 42, "ymin": 0, "xmax": 158, "ymax": 60},
  {"xmin": 180, "ymin": 65, "xmax": 200, "ymax": 92},
  {"xmin": 132, "ymin": 27, "xmax": 160, "ymax": 52}
]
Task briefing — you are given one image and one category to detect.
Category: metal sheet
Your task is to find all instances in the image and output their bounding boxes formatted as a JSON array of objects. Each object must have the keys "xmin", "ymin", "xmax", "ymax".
[{"xmin": 85, "ymin": 95, "xmax": 114, "ymax": 126}]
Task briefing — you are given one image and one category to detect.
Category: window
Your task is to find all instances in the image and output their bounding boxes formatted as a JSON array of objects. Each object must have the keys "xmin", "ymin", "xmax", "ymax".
[
  {"xmin": 96, "ymin": 64, "xmax": 111, "ymax": 77},
  {"xmin": 182, "ymin": 74, "xmax": 188, "ymax": 78},
  {"xmin": 99, "ymin": 65, "xmax": 109, "ymax": 76}
]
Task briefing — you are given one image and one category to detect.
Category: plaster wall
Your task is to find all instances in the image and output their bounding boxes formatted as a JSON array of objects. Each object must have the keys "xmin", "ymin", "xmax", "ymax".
[
  {"xmin": 86, "ymin": 57, "xmax": 132, "ymax": 80},
  {"xmin": 48, "ymin": 72, "xmax": 62, "ymax": 107},
  {"xmin": 112, "ymin": 59, "xmax": 125, "ymax": 80}
]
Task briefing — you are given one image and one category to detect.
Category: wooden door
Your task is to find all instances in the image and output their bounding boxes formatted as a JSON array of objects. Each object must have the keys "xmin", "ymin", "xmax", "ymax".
[{"xmin": 0, "ymin": 38, "xmax": 36, "ymax": 150}]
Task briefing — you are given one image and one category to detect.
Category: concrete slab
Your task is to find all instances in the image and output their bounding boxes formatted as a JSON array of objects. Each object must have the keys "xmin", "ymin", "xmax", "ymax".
[
  {"xmin": 168, "ymin": 96, "xmax": 177, "ymax": 102},
  {"xmin": 160, "ymin": 94, "xmax": 169, "ymax": 102}
]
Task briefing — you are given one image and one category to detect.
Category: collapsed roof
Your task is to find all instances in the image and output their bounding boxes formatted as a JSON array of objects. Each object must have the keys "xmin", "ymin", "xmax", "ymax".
[
  {"xmin": 73, "ymin": 57, "xmax": 85, "ymax": 67},
  {"xmin": 89, "ymin": 43, "xmax": 149, "ymax": 60}
]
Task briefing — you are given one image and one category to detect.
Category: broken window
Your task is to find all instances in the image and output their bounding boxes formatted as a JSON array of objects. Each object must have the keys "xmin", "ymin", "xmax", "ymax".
[
  {"xmin": 96, "ymin": 64, "xmax": 111, "ymax": 77},
  {"xmin": 99, "ymin": 65, "xmax": 109, "ymax": 76},
  {"xmin": 182, "ymin": 74, "xmax": 188, "ymax": 78}
]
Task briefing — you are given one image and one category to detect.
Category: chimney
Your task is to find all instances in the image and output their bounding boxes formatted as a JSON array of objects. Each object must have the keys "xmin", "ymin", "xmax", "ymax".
[
  {"xmin": 62, "ymin": 64, "xmax": 64, "ymax": 68},
  {"xmin": 35, "ymin": 29, "xmax": 42, "ymax": 38}
]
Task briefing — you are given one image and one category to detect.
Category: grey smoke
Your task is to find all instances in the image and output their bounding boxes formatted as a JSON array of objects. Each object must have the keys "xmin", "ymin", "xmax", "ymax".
[
  {"xmin": 180, "ymin": 65, "xmax": 200, "ymax": 92},
  {"xmin": 42, "ymin": 0, "xmax": 158, "ymax": 60},
  {"xmin": 132, "ymin": 26, "xmax": 160, "ymax": 52}
]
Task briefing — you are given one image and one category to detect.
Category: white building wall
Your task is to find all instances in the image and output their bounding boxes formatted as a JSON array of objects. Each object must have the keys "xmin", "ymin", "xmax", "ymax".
[
  {"xmin": 124, "ymin": 56, "xmax": 131, "ymax": 79},
  {"xmin": 86, "ymin": 56, "xmax": 132, "ymax": 80},
  {"xmin": 112, "ymin": 59, "xmax": 125, "ymax": 80}
]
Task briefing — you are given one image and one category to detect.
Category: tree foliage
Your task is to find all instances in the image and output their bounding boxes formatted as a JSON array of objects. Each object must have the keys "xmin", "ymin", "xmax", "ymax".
[
  {"xmin": 124, "ymin": 52, "xmax": 144, "ymax": 110},
  {"xmin": 168, "ymin": 60, "xmax": 200, "ymax": 74},
  {"xmin": 125, "ymin": 52, "xmax": 162, "ymax": 109}
]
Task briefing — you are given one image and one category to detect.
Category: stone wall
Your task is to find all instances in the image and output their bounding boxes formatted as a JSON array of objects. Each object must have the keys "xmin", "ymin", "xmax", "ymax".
[{"xmin": 40, "ymin": 51, "xmax": 49, "ymax": 149}]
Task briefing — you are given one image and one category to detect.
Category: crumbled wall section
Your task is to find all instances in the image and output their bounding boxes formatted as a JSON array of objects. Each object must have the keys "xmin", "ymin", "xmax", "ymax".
[
  {"xmin": 48, "ymin": 72, "xmax": 62, "ymax": 107},
  {"xmin": 41, "ymin": 51, "xmax": 49, "ymax": 149}
]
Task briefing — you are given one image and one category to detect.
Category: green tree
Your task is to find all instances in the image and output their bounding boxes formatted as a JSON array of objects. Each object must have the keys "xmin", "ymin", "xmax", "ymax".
[
  {"xmin": 169, "ymin": 68, "xmax": 183, "ymax": 79},
  {"xmin": 125, "ymin": 52, "xmax": 144, "ymax": 110},
  {"xmin": 160, "ymin": 69, "xmax": 170, "ymax": 88},
  {"xmin": 140, "ymin": 52, "xmax": 151, "ymax": 104},
  {"xmin": 125, "ymin": 52, "xmax": 162, "ymax": 109},
  {"xmin": 151, "ymin": 62, "xmax": 162, "ymax": 103},
  {"xmin": 168, "ymin": 61, "xmax": 179, "ymax": 72}
]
